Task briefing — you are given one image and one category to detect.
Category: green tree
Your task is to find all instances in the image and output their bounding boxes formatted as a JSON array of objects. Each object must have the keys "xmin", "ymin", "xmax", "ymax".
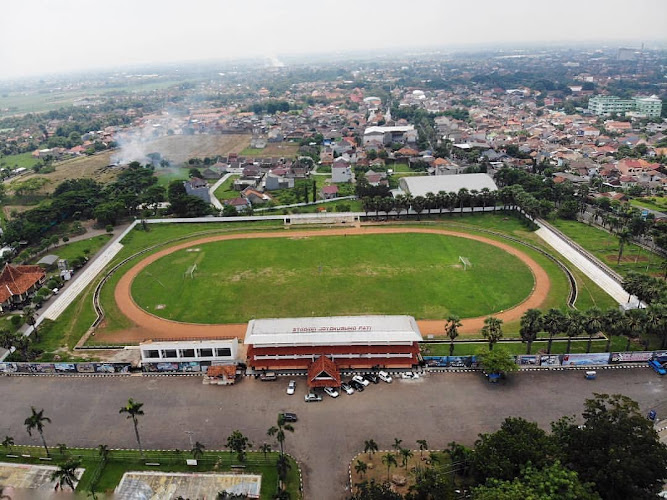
[
  {"xmin": 50, "ymin": 458, "xmax": 81, "ymax": 491},
  {"xmin": 472, "ymin": 461, "xmax": 600, "ymax": 500},
  {"xmin": 24, "ymin": 407, "xmax": 51, "ymax": 457},
  {"xmin": 259, "ymin": 442, "xmax": 272, "ymax": 460},
  {"xmin": 584, "ymin": 307, "xmax": 604, "ymax": 354},
  {"xmin": 416, "ymin": 439, "xmax": 428, "ymax": 459},
  {"xmin": 97, "ymin": 444, "xmax": 110, "ymax": 462},
  {"xmin": 519, "ymin": 309, "xmax": 542, "ymax": 354},
  {"xmin": 267, "ymin": 413, "xmax": 294, "ymax": 456},
  {"xmin": 565, "ymin": 310, "xmax": 586, "ymax": 354},
  {"xmin": 2, "ymin": 436, "xmax": 14, "ymax": 452},
  {"xmin": 617, "ymin": 230, "xmax": 632, "ymax": 265},
  {"xmin": 399, "ymin": 447, "xmax": 413, "ymax": 469},
  {"xmin": 363, "ymin": 439, "xmax": 378, "ymax": 460},
  {"xmin": 381, "ymin": 452, "xmax": 398, "ymax": 481},
  {"xmin": 477, "ymin": 346, "xmax": 518, "ymax": 377},
  {"xmin": 56, "ymin": 443, "xmax": 68, "ymax": 457},
  {"xmin": 351, "ymin": 480, "xmax": 402, "ymax": 500},
  {"xmin": 472, "ymin": 416, "xmax": 556, "ymax": 483},
  {"xmin": 191, "ymin": 441, "xmax": 206, "ymax": 461},
  {"xmin": 392, "ymin": 438, "xmax": 403, "ymax": 451},
  {"xmin": 226, "ymin": 431, "xmax": 251, "ymax": 462},
  {"xmin": 445, "ymin": 315, "xmax": 462, "ymax": 356},
  {"xmin": 481, "ymin": 316, "xmax": 503, "ymax": 350},
  {"xmin": 553, "ymin": 393, "xmax": 667, "ymax": 500},
  {"xmin": 354, "ymin": 459, "xmax": 368, "ymax": 478},
  {"xmin": 119, "ymin": 398, "xmax": 144, "ymax": 457}
]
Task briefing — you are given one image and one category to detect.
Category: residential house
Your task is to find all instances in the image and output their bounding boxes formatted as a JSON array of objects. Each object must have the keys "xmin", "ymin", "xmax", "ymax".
[
  {"xmin": 265, "ymin": 171, "xmax": 295, "ymax": 191},
  {"xmin": 0, "ymin": 264, "xmax": 46, "ymax": 312},
  {"xmin": 365, "ymin": 169, "xmax": 388, "ymax": 187},
  {"xmin": 184, "ymin": 178, "xmax": 211, "ymax": 204},
  {"xmin": 320, "ymin": 185, "xmax": 339, "ymax": 200},
  {"xmin": 225, "ymin": 197, "xmax": 250, "ymax": 213},
  {"xmin": 332, "ymin": 159, "xmax": 352, "ymax": 183}
]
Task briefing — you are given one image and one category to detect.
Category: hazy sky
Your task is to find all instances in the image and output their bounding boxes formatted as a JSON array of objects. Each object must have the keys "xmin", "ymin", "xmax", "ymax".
[{"xmin": 1, "ymin": 0, "xmax": 666, "ymax": 79}]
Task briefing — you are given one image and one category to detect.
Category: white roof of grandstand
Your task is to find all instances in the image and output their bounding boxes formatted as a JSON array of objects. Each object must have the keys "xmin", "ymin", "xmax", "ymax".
[
  {"xmin": 245, "ymin": 315, "xmax": 422, "ymax": 346},
  {"xmin": 399, "ymin": 173, "xmax": 498, "ymax": 197},
  {"xmin": 364, "ymin": 125, "xmax": 415, "ymax": 135}
]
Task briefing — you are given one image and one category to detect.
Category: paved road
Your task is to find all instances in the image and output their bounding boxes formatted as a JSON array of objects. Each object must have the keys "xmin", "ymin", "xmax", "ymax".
[
  {"xmin": 208, "ymin": 172, "xmax": 235, "ymax": 210},
  {"xmin": 0, "ymin": 369, "xmax": 664, "ymax": 499}
]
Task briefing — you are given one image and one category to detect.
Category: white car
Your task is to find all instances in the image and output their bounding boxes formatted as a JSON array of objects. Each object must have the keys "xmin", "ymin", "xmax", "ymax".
[
  {"xmin": 340, "ymin": 382, "xmax": 354, "ymax": 395},
  {"xmin": 400, "ymin": 371, "xmax": 419, "ymax": 380},
  {"xmin": 323, "ymin": 386, "xmax": 339, "ymax": 398},
  {"xmin": 352, "ymin": 375, "xmax": 370, "ymax": 387},
  {"xmin": 378, "ymin": 371, "xmax": 393, "ymax": 383},
  {"xmin": 286, "ymin": 380, "xmax": 296, "ymax": 395}
]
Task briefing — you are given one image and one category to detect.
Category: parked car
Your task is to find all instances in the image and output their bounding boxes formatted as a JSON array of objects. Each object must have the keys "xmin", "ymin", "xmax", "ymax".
[
  {"xmin": 649, "ymin": 359, "xmax": 666, "ymax": 375},
  {"xmin": 304, "ymin": 392, "xmax": 323, "ymax": 403},
  {"xmin": 378, "ymin": 370, "xmax": 393, "ymax": 383},
  {"xmin": 286, "ymin": 380, "xmax": 296, "ymax": 395},
  {"xmin": 353, "ymin": 375, "xmax": 370, "ymax": 387},
  {"xmin": 280, "ymin": 412, "xmax": 298, "ymax": 422},
  {"xmin": 349, "ymin": 380, "xmax": 365, "ymax": 392},
  {"xmin": 400, "ymin": 371, "xmax": 419, "ymax": 379},
  {"xmin": 323, "ymin": 387, "xmax": 339, "ymax": 398},
  {"xmin": 363, "ymin": 373, "xmax": 379, "ymax": 384},
  {"xmin": 260, "ymin": 371, "xmax": 277, "ymax": 381},
  {"xmin": 340, "ymin": 382, "xmax": 354, "ymax": 395}
]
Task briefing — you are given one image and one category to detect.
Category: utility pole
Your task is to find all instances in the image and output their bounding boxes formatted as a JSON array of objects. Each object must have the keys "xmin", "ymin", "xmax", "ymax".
[{"xmin": 185, "ymin": 431, "xmax": 194, "ymax": 448}]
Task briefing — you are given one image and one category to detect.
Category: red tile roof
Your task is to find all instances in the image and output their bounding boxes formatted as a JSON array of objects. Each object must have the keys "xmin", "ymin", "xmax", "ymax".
[
  {"xmin": 308, "ymin": 356, "xmax": 341, "ymax": 388},
  {"xmin": 0, "ymin": 264, "xmax": 45, "ymax": 304}
]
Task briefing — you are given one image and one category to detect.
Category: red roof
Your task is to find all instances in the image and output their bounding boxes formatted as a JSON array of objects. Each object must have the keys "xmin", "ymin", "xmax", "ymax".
[
  {"xmin": 321, "ymin": 185, "xmax": 339, "ymax": 194},
  {"xmin": 0, "ymin": 264, "xmax": 45, "ymax": 304},
  {"xmin": 307, "ymin": 356, "xmax": 341, "ymax": 388}
]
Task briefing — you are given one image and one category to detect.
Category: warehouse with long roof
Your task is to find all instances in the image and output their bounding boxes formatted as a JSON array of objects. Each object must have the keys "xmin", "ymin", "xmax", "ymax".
[
  {"xmin": 398, "ymin": 173, "xmax": 498, "ymax": 197},
  {"xmin": 245, "ymin": 315, "xmax": 423, "ymax": 379}
]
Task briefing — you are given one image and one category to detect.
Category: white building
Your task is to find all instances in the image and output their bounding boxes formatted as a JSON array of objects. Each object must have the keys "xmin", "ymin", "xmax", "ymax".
[
  {"xmin": 398, "ymin": 173, "xmax": 498, "ymax": 197},
  {"xmin": 588, "ymin": 95, "xmax": 662, "ymax": 118},
  {"xmin": 139, "ymin": 339, "xmax": 239, "ymax": 364},
  {"xmin": 332, "ymin": 162, "xmax": 352, "ymax": 183},
  {"xmin": 363, "ymin": 125, "xmax": 417, "ymax": 147}
]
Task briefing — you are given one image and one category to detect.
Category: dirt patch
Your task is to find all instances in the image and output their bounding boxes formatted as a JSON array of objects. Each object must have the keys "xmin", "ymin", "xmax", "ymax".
[
  {"xmin": 605, "ymin": 254, "xmax": 648, "ymax": 263},
  {"xmin": 104, "ymin": 227, "xmax": 551, "ymax": 343}
]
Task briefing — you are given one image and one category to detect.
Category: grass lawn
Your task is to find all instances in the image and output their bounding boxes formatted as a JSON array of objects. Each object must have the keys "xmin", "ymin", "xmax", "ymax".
[
  {"xmin": 154, "ymin": 167, "xmax": 190, "ymax": 187},
  {"xmin": 43, "ymin": 234, "xmax": 112, "ymax": 263},
  {"xmin": 389, "ymin": 162, "xmax": 413, "ymax": 173},
  {"xmin": 0, "ymin": 447, "xmax": 300, "ymax": 500},
  {"xmin": 213, "ymin": 175, "xmax": 240, "ymax": 201},
  {"xmin": 550, "ymin": 218, "xmax": 662, "ymax": 276},
  {"xmin": 132, "ymin": 233, "xmax": 534, "ymax": 323},
  {"xmin": 422, "ymin": 335, "xmax": 638, "ymax": 356},
  {"xmin": 630, "ymin": 197, "xmax": 667, "ymax": 213},
  {"xmin": 0, "ymin": 152, "xmax": 40, "ymax": 170}
]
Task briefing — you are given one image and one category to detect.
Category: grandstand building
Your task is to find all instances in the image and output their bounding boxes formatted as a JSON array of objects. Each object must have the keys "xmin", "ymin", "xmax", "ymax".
[{"xmin": 245, "ymin": 316, "xmax": 423, "ymax": 373}]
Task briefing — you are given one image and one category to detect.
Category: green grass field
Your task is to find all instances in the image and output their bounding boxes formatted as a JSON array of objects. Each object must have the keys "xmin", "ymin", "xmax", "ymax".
[
  {"xmin": 551, "ymin": 218, "xmax": 662, "ymax": 275},
  {"xmin": 213, "ymin": 175, "xmax": 240, "ymax": 201},
  {"xmin": 0, "ymin": 152, "xmax": 40, "ymax": 170},
  {"xmin": 630, "ymin": 197, "xmax": 667, "ymax": 213},
  {"xmin": 0, "ymin": 447, "xmax": 300, "ymax": 500},
  {"xmin": 131, "ymin": 233, "xmax": 535, "ymax": 323},
  {"xmin": 154, "ymin": 167, "xmax": 190, "ymax": 187}
]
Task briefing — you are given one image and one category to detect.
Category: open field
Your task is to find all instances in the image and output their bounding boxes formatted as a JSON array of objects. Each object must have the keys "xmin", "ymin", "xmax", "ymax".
[
  {"xmin": 214, "ymin": 174, "xmax": 240, "ymax": 201},
  {"xmin": 241, "ymin": 141, "xmax": 300, "ymax": 158},
  {"xmin": 630, "ymin": 197, "xmax": 667, "ymax": 213},
  {"xmin": 9, "ymin": 151, "xmax": 117, "ymax": 195},
  {"xmin": 145, "ymin": 134, "xmax": 251, "ymax": 164},
  {"xmin": 131, "ymin": 232, "xmax": 535, "ymax": 323},
  {"xmin": 154, "ymin": 166, "xmax": 190, "ymax": 187},
  {"xmin": 550, "ymin": 218, "xmax": 663, "ymax": 275},
  {"xmin": 0, "ymin": 152, "xmax": 40, "ymax": 170}
]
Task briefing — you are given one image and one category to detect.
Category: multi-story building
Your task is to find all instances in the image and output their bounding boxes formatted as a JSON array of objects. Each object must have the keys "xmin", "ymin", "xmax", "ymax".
[{"xmin": 588, "ymin": 95, "xmax": 662, "ymax": 118}]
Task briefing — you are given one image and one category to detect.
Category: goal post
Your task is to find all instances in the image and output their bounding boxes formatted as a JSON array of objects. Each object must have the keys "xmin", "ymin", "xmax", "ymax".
[
  {"xmin": 184, "ymin": 263, "xmax": 197, "ymax": 279},
  {"xmin": 459, "ymin": 256, "xmax": 472, "ymax": 271}
]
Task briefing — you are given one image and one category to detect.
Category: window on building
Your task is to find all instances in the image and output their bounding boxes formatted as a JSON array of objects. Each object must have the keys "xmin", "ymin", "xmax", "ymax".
[
  {"xmin": 199, "ymin": 348, "xmax": 213, "ymax": 357},
  {"xmin": 163, "ymin": 349, "xmax": 178, "ymax": 358},
  {"xmin": 144, "ymin": 350, "xmax": 160, "ymax": 359},
  {"xmin": 180, "ymin": 349, "xmax": 195, "ymax": 358},
  {"xmin": 215, "ymin": 348, "xmax": 232, "ymax": 357}
]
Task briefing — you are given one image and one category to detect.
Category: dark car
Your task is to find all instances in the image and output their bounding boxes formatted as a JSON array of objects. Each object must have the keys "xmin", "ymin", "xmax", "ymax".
[
  {"xmin": 349, "ymin": 379, "xmax": 365, "ymax": 392},
  {"xmin": 364, "ymin": 373, "xmax": 380, "ymax": 384},
  {"xmin": 280, "ymin": 412, "xmax": 298, "ymax": 422}
]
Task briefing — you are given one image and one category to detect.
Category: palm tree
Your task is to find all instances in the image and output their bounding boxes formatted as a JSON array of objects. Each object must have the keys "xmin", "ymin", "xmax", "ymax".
[
  {"xmin": 276, "ymin": 454, "xmax": 291, "ymax": 481},
  {"xmin": 191, "ymin": 441, "xmax": 205, "ymax": 461},
  {"xmin": 259, "ymin": 443, "xmax": 272, "ymax": 460},
  {"xmin": 268, "ymin": 413, "xmax": 294, "ymax": 456},
  {"xmin": 519, "ymin": 309, "xmax": 542, "ymax": 354},
  {"xmin": 119, "ymin": 398, "xmax": 144, "ymax": 457},
  {"xmin": 624, "ymin": 308, "xmax": 646, "ymax": 351},
  {"xmin": 50, "ymin": 458, "xmax": 81, "ymax": 491},
  {"xmin": 363, "ymin": 439, "xmax": 378, "ymax": 460},
  {"xmin": 98, "ymin": 444, "xmax": 110, "ymax": 462},
  {"xmin": 24, "ymin": 407, "xmax": 51, "ymax": 457},
  {"xmin": 617, "ymin": 230, "xmax": 632, "ymax": 265},
  {"xmin": 445, "ymin": 315, "xmax": 462, "ymax": 356},
  {"xmin": 565, "ymin": 310, "xmax": 586, "ymax": 354},
  {"xmin": 543, "ymin": 308, "xmax": 565, "ymax": 354},
  {"xmin": 412, "ymin": 196, "xmax": 426, "ymax": 220},
  {"xmin": 56, "ymin": 443, "xmax": 68, "ymax": 458},
  {"xmin": 481, "ymin": 316, "xmax": 503, "ymax": 350},
  {"xmin": 458, "ymin": 188, "xmax": 469, "ymax": 216},
  {"xmin": 392, "ymin": 438, "xmax": 403, "ymax": 451},
  {"xmin": 399, "ymin": 448, "xmax": 413, "ymax": 469},
  {"xmin": 2, "ymin": 436, "xmax": 14, "ymax": 453},
  {"xmin": 647, "ymin": 303, "xmax": 667, "ymax": 349},
  {"xmin": 382, "ymin": 452, "xmax": 398, "ymax": 481},
  {"xmin": 416, "ymin": 439, "xmax": 428, "ymax": 459},
  {"xmin": 603, "ymin": 308, "xmax": 624, "ymax": 352},
  {"xmin": 354, "ymin": 459, "xmax": 368, "ymax": 478},
  {"xmin": 584, "ymin": 307, "xmax": 603, "ymax": 353}
]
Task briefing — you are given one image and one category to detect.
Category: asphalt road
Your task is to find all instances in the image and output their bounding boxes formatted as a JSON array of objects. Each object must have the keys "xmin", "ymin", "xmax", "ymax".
[{"xmin": 0, "ymin": 369, "xmax": 665, "ymax": 499}]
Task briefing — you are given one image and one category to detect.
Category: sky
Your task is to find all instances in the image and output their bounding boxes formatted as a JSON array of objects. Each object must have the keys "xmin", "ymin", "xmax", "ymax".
[{"xmin": 1, "ymin": 0, "xmax": 666, "ymax": 79}]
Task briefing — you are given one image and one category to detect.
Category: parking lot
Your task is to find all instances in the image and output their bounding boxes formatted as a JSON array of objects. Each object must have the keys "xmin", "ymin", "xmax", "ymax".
[{"xmin": 0, "ymin": 368, "xmax": 665, "ymax": 500}]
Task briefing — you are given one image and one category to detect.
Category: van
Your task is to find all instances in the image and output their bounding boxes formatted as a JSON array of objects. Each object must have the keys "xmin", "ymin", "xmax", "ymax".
[{"xmin": 260, "ymin": 371, "xmax": 277, "ymax": 381}]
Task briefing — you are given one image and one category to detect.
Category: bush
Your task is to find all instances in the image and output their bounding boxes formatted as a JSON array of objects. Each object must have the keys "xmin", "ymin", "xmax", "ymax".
[
  {"xmin": 10, "ymin": 315, "xmax": 23, "ymax": 329},
  {"xmin": 105, "ymin": 224, "xmax": 114, "ymax": 233}
]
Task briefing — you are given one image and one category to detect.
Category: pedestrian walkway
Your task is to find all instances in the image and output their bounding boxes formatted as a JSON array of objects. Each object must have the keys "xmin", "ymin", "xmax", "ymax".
[
  {"xmin": 535, "ymin": 224, "xmax": 631, "ymax": 305},
  {"xmin": 208, "ymin": 173, "xmax": 234, "ymax": 210}
]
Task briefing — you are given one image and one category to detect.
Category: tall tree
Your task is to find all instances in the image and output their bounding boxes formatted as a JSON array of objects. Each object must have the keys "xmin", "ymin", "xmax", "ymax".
[
  {"xmin": 519, "ymin": 309, "xmax": 542, "ymax": 354},
  {"xmin": 445, "ymin": 315, "xmax": 462, "ymax": 356},
  {"xmin": 617, "ymin": 230, "xmax": 632, "ymax": 265},
  {"xmin": 399, "ymin": 447, "xmax": 413, "ymax": 469},
  {"xmin": 267, "ymin": 413, "xmax": 294, "ymax": 456},
  {"xmin": 363, "ymin": 439, "xmax": 378, "ymax": 460},
  {"xmin": 481, "ymin": 316, "xmax": 503, "ymax": 350},
  {"xmin": 50, "ymin": 459, "xmax": 81, "ymax": 491},
  {"xmin": 226, "ymin": 431, "xmax": 251, "ymax": 462},
  {"xmin": 119, "ymin": 398, "xmax": 145, "ymax": 457},
  {"xmin": 354, "ymin": 459, "xmax": 368, "ymax": 479},
  {"xmin": 565, "ymin": 310, "xmax": 586, "ymax": 354},
  {"xmin": 24, "ymin": 407, "xmax": 51, "ymax": 457},
  {"xmin": 382, "ymin": 452, "xmax": 398, "ymax": 481},
  {"xmin": 259, "ymin": 443, "xmax": 272, "ymax": 460},
  {"xmin": 191, "ymin": 441, "xmax": 206, "ymax": 461},
  {"xmin": 584, "ymin": 307, "xmax": 603, "ymax": 354},
  {"xmin": 416, "ymin": 439, "xmax": 429, "ymax": 459}
]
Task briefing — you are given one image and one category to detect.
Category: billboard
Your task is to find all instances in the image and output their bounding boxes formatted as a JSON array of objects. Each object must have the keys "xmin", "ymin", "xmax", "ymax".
[
  {"xmin": 422, "ymin": 356, "xmax": 476, "ymax": 368},
  {"xmin": 539, "ymin": 355, "xmax": 562, "ymax": 367},
  {"xmin": 561, "ymin": 353, "xmax": 610, "ymax": 366},
  {"xmin": 0, "ymin": 362, "xmax": 130, "ymax": 374},
  {"xmin": 609, "ymin": 351, "xmax": 653, "ymax": 363},
  {"xmin": 517, "ymin": 355, "xmax": 539, "ymax": 366}
]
